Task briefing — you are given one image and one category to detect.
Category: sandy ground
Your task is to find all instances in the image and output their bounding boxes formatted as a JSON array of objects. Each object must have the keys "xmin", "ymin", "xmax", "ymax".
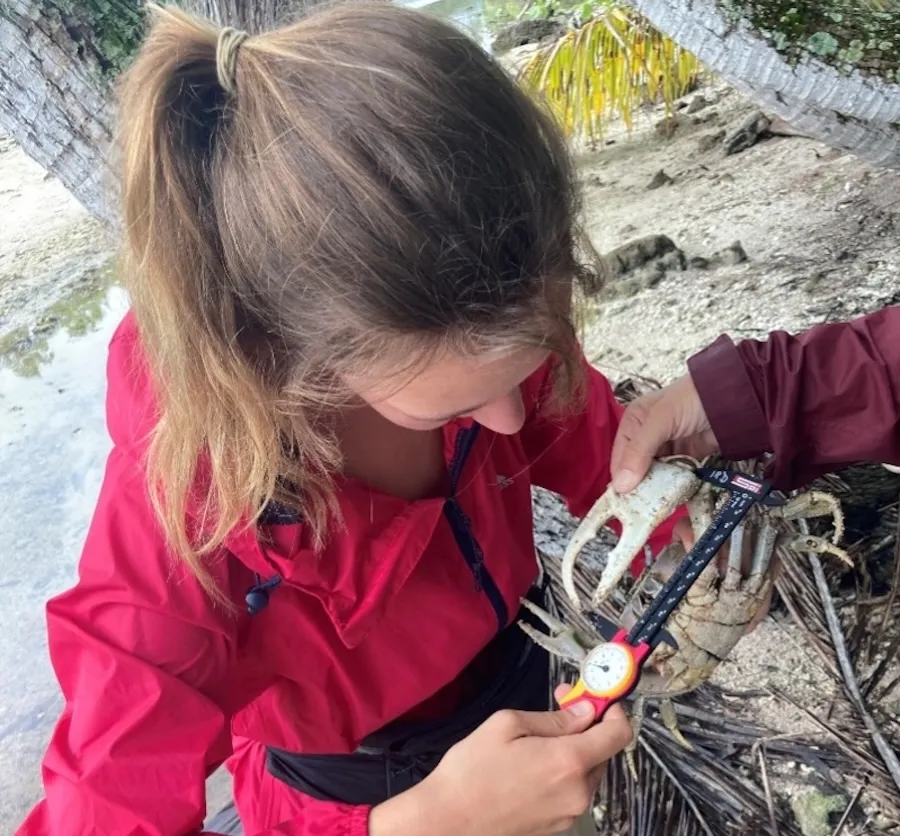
[
  {"xmin": 574, "ymin": 80, "xmax": 900, "ymax": 384},
  {"xmin": 2, "ymin": 69, "xmax": 899, "ymax": 833},
  {"xmin": 0, "ymin": 135, "xmax": 113, "ymax": 338}
]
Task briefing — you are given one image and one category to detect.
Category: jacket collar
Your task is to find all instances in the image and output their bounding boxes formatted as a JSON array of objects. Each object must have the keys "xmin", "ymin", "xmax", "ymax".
[{"xmin": 226, "ymin": 421, "xmax": 480, "ymax": 649}]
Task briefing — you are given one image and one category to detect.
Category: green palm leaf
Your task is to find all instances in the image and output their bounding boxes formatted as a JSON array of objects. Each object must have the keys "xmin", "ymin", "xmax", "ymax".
[{"xmin": 516, "ymin": 6, "xmax": 701, "ymax": 141}]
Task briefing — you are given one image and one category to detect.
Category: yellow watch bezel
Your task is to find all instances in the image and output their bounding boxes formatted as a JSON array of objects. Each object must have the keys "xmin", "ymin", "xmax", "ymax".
[{"xmin": 577, "ymin": 643, "xmax": 637, "ymax": 700}]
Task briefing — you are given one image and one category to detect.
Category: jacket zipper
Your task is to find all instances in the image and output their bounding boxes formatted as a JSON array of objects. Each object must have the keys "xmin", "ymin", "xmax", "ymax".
[{"xmin": 444, "ymin": 424, "xmax": 508, "ymax": 631}]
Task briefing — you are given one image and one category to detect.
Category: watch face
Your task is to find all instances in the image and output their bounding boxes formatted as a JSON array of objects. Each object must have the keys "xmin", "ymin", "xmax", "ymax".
[{"xmin": 581, "ymin": 643, "xmax": 633, "ymax": 693}]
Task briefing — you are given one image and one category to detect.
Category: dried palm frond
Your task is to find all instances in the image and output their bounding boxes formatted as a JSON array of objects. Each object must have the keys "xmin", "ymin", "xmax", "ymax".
[
  {"xmin": 516, "ymin": 4, "xmax": 700, "ymax": 142},
  {"xmin": 775, "ymin": 463, "xmax": 900, "ymax": 817}
]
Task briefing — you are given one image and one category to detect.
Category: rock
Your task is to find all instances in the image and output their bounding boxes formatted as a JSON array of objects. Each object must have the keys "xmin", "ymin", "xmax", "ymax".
[
  {"xmin": 491, "ymin": 19, "xmax": 565, "ymax": 53},
  {"xmin": 686, "ymin": 95, "xmax": 711, "ymax": 114},
  {"xmin": 614, "ymin": 277, "xmax": 644, "ymax": 297},
  {"xmin": 655, "ymin": 116, "xmax": 685, "ymax": 139},
  {"xmin": 658, "ymin": 248, "xmax": 687, "ymax": 273},
  {"xmin": 697, "ymin": 130, "xmax": 726, "ymax": 153},
  {"xmin": 714, "ymin": 240, "xmax": 749, "ymax": 265},
  {"xmin": 767, "ymin": 116, "xmax": 812, "ymax": 139},
  {"xmin": 646, "ymin": 169, "xmax": 674, "ymax": 190},
  {"xmin": 642, "ymin": 268, "xmax": 667, "ymax": 288},
  {"xmin": 691, "ymin": 109, "xmax": 720, "ymax": 126},
  {"xmin": 790, "ymin": 790, "xmax": 845, "ymax": 836},
  {"xmin": 596, "ymin": 235, "xmax": 687, "ymax": 298},
  {"xmin": 603, "ymin": 235, "xmax": 680, "ymax": 276},
  {"xmin": 496, "ymin": 42, "xmax": 544, "ymax": 76},
  {"xmin": 816, "ymin": 146, "xmax": 846, "ymax": 162},
  {"xmin": 724, "ymin": 111, "xmax": 771, "ymax": 155},
  {"xmin": 685, "ymin": 241, "xmax": 747, "ymax": 270}
]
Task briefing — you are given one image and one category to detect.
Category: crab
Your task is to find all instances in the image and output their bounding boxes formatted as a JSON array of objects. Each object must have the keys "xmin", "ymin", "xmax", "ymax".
[
  {"xmin": 560, "ymin": 457, "xmax": 850, "ymax": 611},
  {"xmin": 520, "ymin": 456, "xmax": 853, "ymax": 777}
]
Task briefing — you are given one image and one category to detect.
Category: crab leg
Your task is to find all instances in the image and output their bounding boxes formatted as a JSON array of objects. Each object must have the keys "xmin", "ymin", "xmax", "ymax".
[
  {"xmin": 722, "ymin": 520, "xmax": 747, "ymax": 592},
  {"xmin": 659, "ymin": 698, "xmax": 693, "ymax": 751},
  {"xmin": 561, "ymin": 460, "xmax": 703, "ymax": 610},
  {"xmin": 517, "ymin": 598, "xmax": 589, "ymax": 665},
  {"xmin": 625, "ymin": 695, "xmax": 646, "ymax": 782},
  {"xmin": 788, "ymin": 534, "xmax": 854, "ymax": 567},
  {"xmin": 768, "ymin": 490, "xmax": 845, "ymax": 545}
]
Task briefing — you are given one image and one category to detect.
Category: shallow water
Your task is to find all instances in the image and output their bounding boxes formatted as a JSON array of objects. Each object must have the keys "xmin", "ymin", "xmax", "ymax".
[{"xmin": 0, "ymin": 283, "xmax": 130, "ymax": 823}]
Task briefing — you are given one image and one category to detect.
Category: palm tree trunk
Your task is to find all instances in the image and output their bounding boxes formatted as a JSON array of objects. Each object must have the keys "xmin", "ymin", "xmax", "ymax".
[
  {"xmin": 627, "ymin": 0, "xmax": 900, "ymax": 167},
  {"xmin": 0, "ymin": 1, "xmax": 312, "ymax": 228},
  {"xmin": 0, "ymin": 2, "xmax": 121, "ymax": 226}
]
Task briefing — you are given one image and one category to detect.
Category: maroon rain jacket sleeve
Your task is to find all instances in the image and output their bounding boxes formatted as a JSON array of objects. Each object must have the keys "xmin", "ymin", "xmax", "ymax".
[{"xmin": 687, "ymin": 305, "xmax": 900, "ymax": 490}]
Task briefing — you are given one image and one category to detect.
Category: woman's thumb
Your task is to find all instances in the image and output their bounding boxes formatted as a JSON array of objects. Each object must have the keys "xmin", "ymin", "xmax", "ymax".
[
  {"xmin": 512, "ymin": 701, "xmax": 597, "ymax": 739},
  {"xmin": 611, "ymin": 404, "xmax": 672, "ymax": 493}
]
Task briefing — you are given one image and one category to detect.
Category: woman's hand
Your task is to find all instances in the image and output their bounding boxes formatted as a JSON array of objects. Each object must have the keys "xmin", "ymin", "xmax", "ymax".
[
  {"xmin": 371, "ymin": 692, "xmax": 632, "ymax": 836},
  {"xmin": 610, "ymin": 374, "xmax": 719, "ymax": 494}
]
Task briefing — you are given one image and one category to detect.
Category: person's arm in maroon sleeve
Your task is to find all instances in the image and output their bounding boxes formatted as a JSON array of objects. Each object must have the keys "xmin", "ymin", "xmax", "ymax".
[
  {"xmin": 610, "ymin": 305, "xmax": 900, "ymax": 493},
  {"xmin": 690, "ymin": 305, "xmax": 900, "ymax": 489}
]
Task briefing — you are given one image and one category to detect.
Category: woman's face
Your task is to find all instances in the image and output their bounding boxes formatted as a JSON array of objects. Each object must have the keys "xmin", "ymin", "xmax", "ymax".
[{"xmin": 345, "ymin": 345, "xmax": 550, "ymax": 435}]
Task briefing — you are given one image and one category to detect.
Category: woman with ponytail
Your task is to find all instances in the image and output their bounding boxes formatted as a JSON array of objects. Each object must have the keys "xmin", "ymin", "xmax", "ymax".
[{"xmin": 17, "ymin": 4, "xmax": 682, "ymax": 834}]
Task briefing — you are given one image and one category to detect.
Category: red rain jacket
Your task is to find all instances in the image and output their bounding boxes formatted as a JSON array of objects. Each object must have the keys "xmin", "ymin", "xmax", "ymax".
[
  {"xmin": 17, "ymin": 311, "xmax": 678, "ymax": 836},
  {"xmin": 688, "ymin": 304, "xmax": 900, "ymax": 487}
]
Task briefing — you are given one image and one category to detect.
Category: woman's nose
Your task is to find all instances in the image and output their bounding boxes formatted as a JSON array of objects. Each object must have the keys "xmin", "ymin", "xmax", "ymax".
[{"xmin": 471, "ymin": 389, "xmax": 526, "ymax": 435}]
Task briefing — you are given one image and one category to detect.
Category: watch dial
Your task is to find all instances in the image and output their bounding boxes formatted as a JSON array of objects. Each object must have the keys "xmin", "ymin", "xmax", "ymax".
[{"xmin": 582, "ymin": 644, "xmax": 632, "ymax": 692}]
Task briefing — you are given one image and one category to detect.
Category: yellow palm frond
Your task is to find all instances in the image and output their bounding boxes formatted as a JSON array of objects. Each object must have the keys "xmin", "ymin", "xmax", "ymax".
[{"xmin": 517, "ymin": 6, "xmax": 701, "ymax": 142}]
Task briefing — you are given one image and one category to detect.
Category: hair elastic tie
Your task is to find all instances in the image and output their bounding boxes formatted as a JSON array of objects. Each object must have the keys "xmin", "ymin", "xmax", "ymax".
[{"xmin": 216, "ymin": 26, "xmax": 249, "ymax": 94}]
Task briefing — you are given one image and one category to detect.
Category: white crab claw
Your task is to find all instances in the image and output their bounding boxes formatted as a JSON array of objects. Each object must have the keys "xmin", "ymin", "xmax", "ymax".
[{"xmin": 562, "ymin": 460, "xmax": 702, "ymax": 610}]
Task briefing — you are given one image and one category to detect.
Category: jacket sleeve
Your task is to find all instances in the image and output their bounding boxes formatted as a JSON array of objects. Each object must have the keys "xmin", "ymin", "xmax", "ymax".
[
  {"xmin": 520, "ymin": 353, "xmax": 682, "ymax": 565},
  {"xmin": 15, "ymin": 447, "xmax": 370, "ymax": 836},
  {"xmin": 687, "ymin": 304, "xmax": 900, "ymax": 490}
]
